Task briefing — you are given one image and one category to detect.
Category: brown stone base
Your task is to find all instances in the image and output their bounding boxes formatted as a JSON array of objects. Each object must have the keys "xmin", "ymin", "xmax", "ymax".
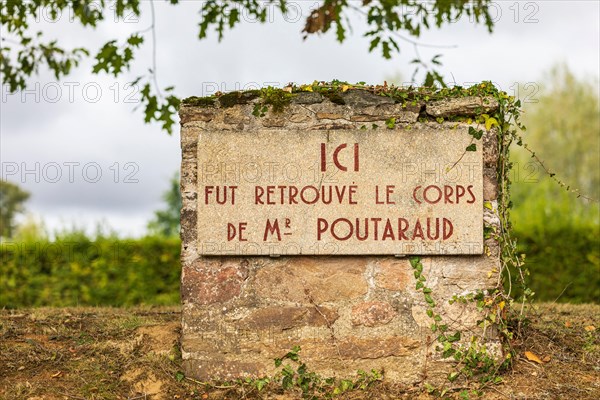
[{"xmin": 180, "ymin": 255, "xmax": 500, "ymax": 383}]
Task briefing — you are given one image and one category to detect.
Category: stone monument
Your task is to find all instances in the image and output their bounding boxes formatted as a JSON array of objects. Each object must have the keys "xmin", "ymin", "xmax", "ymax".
[{"xmin": 179, "ymin": 85, "xmax": 502, "ymax": 382}]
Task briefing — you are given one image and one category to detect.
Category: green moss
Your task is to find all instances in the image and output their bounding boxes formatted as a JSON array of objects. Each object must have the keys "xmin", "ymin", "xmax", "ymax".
[
  {"xmin": 324, "ymin": 92, "xmax": 346, "ymax": 105},
  {"xmin": 259, "ymin": 87, "xmax": 294, "ymax": 113},
  {"xmin": 182, "ymin": 81, "xmax": 506, "ymax": 113},
  {"xmin": 218, "ymin": 90, "xmax": 261, "ymax": 108},
  {"xmin": 181, "ymin": 96, "xmax": 216, "ymax": 107}
]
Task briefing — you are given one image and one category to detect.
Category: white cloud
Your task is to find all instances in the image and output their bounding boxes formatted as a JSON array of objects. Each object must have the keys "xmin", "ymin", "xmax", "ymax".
[{"xmin": 1, "ymin": 0, "xmax": 598, "ymax": 236}]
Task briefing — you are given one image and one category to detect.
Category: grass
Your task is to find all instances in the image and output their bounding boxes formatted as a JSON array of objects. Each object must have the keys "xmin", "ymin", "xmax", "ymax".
[{"xmin": 0, "ymin": 303, "xmax": 598, "ymax": 399}]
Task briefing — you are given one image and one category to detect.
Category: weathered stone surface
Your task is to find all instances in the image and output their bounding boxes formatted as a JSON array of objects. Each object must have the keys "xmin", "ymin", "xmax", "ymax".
[
  {"xmin": 288, "ymin": 112, "xmax": 311, "ymax": 123},
  {"xmin": 181, "ymin": 260, "xmax": 249, "ymax": 304},
  {"xmin": 239, "ymin": 306, "xmax": 339, "ymax": 330},
  {"xmin": 291, "ymin": 92, "xmax": 324, "ymax": 104},
  {"xmin": 374, "ymin": 259, "xmax": 411, "ymax": 291},
  {"xmin": 302, "ymin": 337, "xmax": 420, "ymax": 360},
  {"xmin": 197, "ymin": 127, "xmax": 483, "ymax": 255},
  {"xmin": 254, "ymin": 258, "xmax": 368, "ymax": 303},
  {"xmin": 262, "ymin": 116, "xmax": 286, "ymax": 127},
  {"xmin": 223, "ymin": 109, "xmax": 251, "ymax": 125},
  {"xmin": 180, "ymin": 107, "xmax": 214, "ymax": 125},
  {"xmin": 426, "ymin": 96, "xmax": 499, "ymax": 118},
  {"xmin": 180, "ymin": 208, "xmax": 197, "ymax": 245},
  {"xmin": 182, "ymin": 359, "xmax": 264, "ymax": 380},
  {"xmin": 179, "ymin": 92, "xmax": 504, "ymax": 384},
  {"xmin": 483, "ymin": 168, "xmax": 498, "ymax": 200},
  {"xmin": 316, "ymin": 112, "xmax": 345, "ymax": 120},
  {"xmin": 341, "ymin": 90, "xmax": 395, "ymax": 107},
  {"xmin": 483, "ymin": 129, "xmax": 499, "ymax": 167},
  {"xmin": 309, "ymin": 122, "xmax": 355, "ymax": 130},
  {"xmin": 350, "ymin": 103, "xmax": 420, "ymax": 123},
  {"xmin": 240, "ymin": 336, "xmax": 421, "ymax": 360},
  {"xmin": 351, "ymin": 301, "xmax": 396, "ymax": 327}
]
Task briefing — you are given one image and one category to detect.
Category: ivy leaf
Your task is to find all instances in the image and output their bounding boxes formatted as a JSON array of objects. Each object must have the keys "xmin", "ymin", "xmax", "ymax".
[
  {"xmin": 409, "ymin": 256, "xmax": 421, "ymax": 268},
  {"xmin": 448, "ymin": 371, "xmax": 459, "ymax": 382},
  {"xmin": 468, "ymin": 126, "xmax": 483, "ymax": 140},
  {"xmin": 446, "ymin": 331, "xmax": 461, "ymax": 342},
  {"xmin": 466, "ymin": 143, "xmax": 477, "ymax": 152},
  {"xmin": 485, "ymin": 116, "xmax": 499, "ymax": 131}
]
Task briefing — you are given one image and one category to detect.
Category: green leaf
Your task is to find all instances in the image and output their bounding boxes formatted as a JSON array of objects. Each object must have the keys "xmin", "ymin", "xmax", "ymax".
[
  {"xmin": 485, "ymin": 117, "xmax": 499, "ymax": 130},
  {"xmin": 468, "ymin": 126, "xmax": 483, "ymax": 139},
  {"xmin": 448, "ymin": 371, "xmax": 459, "ymax": 382},
  {"xmin": 126, "ymin": 34, "xmax": 144, "ymax": 47},
  {"xmin": 447, "ymin": 331, "xmax": 461, "ymax": 342},
  {"xmin": 409, "ymin": 256, "xmax": 421, "ymax": 268},
  {"xmin": 369, "ymin": 37, "xmax": 381, "ymax": 52},
  {"xmin": 256, "ymin": 378, "xmax": 269, "ymax": 391},
  {"xmin": 466, "ymin": 143, "xmax": 476, "ymax": 151}
]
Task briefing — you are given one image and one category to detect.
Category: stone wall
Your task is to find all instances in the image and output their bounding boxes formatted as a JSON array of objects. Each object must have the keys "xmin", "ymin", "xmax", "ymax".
[{"xmin": 179, "ymin": 89, "xmax": 502, "ymax": 383}]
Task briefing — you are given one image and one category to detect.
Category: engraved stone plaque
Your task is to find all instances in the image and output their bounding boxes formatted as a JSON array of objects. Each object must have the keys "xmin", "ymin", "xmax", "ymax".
[{"xmin": 196, "ymin": 127, "xmax": 483, "ymax": 255}]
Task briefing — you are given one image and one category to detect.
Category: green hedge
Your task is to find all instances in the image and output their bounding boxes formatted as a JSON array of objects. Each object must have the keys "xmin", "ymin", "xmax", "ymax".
[
  {"xmin": 513, "ymin": 226, "xmax": 599, "ymax": 304},
  {"xmin": 0, "ymin": 234, "xmax": 181, "ymax": 308},
  {"xmin": 509, "ymin": 179, "xmax": 599, "ymax": 304},
  {"xmin": 1, "ymin": 210, "xmax": 597, "ymax": 307}
]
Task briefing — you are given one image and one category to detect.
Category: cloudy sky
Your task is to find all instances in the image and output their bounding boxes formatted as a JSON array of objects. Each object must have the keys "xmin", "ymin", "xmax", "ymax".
[{"xmin": 1, "ymin": 0, "xmax": 599, "ymax": 237}]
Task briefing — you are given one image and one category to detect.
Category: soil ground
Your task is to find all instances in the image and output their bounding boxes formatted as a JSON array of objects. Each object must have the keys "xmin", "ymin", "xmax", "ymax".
[{"xmin": 0, "ymin": 303, "xmax": 598, "ymax": 400}]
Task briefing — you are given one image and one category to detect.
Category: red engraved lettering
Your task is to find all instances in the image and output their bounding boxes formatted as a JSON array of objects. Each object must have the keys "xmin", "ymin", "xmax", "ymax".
[
  {"xmin": 456, "ymin": 185, "xmax": 466, "ymax": 203},
  {"xmin": 349, "ymin": 185, "xmax": 357, "ymax": 204},
  {"xmin": 333, "ymin": 144, "xmax": 348, "ymax": 171},
  {"xmin": 382, "ymin": 219, "xmax": 395, "ymax": 240},
  {"xmin": 255, "ymin": 186, "xmax": 264, "ymax": 205},
  {"xmin": 371, "ymin": 217, "xmax": 382, "ymax": 240},
  {"xmin": 466, "ymin": 185, "xmax": 476, "ymax": 204},
  {"xmin": 263, "ymin": 219, "xmax": 282, "ymax": 241},
  {"xmin": 444, "ymin": 185, "xmax": 454, "ymax": 204},
  {"xmin": 413, "ymin": 186, "xmax": 422, "ymax": 204},
  {"xmin": 334, "ymin": 185, "xmax": 346, "ymax": 203},
  {"xmin": 397, "ymin": 218, "xmax": 409, "ymax": 240},
  {"xmin": 427, "ymin": 218, "xmax": 440, "ymax": 240},
  {"xmin": 289, "ymin": 186, "xmax": 299, "ymax": 204},
  {"xmin": 205, "ymin": 186, "xmax": 214, "ymax": 205},
  {"xmin": 331, "ymin": 218, "xmax": 353, "ymax": 241},
  {"xmin": 443, "ymin": 218, "xmax": 454, "ymax": 240},
  {"xmin": 300, "ymin": 185, "xmax": 319, "ymax": 204},
  {"xmin": 317, "ymin": 218, "xmax": 328, "ymax": 240},
  {"xmin": 412, "ymin": 220, "xmax": 424, "ymax": 240},
  {"xmin": 355, "ymin": 218, "xmax": 369, "ymax": 241},
  {"xmin": 375, "ymin": 186, "xmax": 384, "ymax": 204},
  {"xmin": 423, "ymin": 185, "xmax": 442, "ymax": 204},
  {"xmin": 227, "ymin": 223, "xmax": 236, "ymax": 241}
]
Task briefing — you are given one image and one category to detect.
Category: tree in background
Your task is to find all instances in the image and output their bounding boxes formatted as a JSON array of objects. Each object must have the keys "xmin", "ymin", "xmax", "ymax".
[
  {"xmin": 1, "ymin": 0, "xmax": 496, "ymax": 133},
  {"xmin": 510, "ymin": 64, "xmax": 600, "ymax": 303},
  {"xmin": 514, "ymin": 64, "xmax": 600, "ymax": 200},
  {"xmin": 147, "ymin": 173, "xmax": 181, "ymax": 237},
  {"xmin": 0, "ymin": 180, "xmax": 30, "ymax": 239}
]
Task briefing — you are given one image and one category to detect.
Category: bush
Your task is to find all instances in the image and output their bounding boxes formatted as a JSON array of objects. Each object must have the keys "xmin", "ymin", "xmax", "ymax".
[
  {"xmin": 510, "ymin": 179, "xmax": 600, "ymax": 304},
  {"xmin": 0, "ymin": 233, "xmax": 181, "ymax": 308}
]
